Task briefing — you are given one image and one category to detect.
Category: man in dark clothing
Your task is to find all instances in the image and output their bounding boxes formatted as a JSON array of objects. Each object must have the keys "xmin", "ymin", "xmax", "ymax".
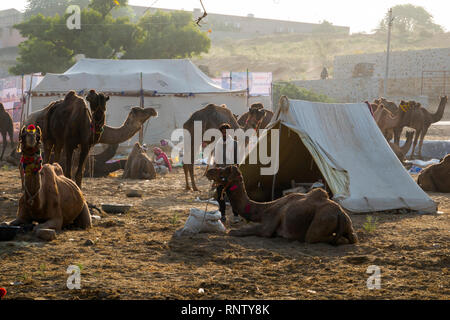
[{"xmin": 212, "ymin": 123, "xmax": 240, "ymax": 224}]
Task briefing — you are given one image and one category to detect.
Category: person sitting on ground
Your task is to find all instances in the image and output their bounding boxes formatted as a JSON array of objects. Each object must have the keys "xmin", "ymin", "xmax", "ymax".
[
  {"xmin": 209, "ymin": 123, "xmax": 241, "ymax": 224},
  {"xmin": 153, "ymin": 147, "xmax": 172, "ymax": 174}
]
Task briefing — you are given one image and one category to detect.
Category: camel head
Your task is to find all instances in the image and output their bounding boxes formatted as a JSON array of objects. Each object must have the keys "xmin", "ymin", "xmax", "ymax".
[
  {"xmin": 0, "ymin": 102, "xmax": 4, "ymax": 112},
  {"xmin": 245, "ymin": 103, "xmax": 266, "ymax": 130},
  {"xmin": 86, "ymin": 89, "xmax": 109, "ymax": 114},
  {"xmin": 128, "ymin": 107, "xmax": 158, "ymax": 125},
  {"xmin": 19, "ymin": 124, "xmax": 42, "ymax": 152},
  {"xmin": 206, "ymin": 165, "xmax": 242, "ymax": 186},
  {"xmin": 440, "ymin": 96, "xmax": 448, "ymax": 105}
]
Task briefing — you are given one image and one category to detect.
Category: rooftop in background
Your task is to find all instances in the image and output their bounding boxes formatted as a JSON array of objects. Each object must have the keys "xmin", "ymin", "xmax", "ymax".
[{"xmin": 129, "ymin": 5, "xmax": 350, "ymax": 40}]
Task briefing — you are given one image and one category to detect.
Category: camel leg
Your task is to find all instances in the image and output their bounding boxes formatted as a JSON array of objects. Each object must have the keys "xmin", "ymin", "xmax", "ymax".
[
  {"xmin": 183, "ymin": 164, "xmax": 191, "ymax": 190},
  {"xmin": 410, "ymin": 130, "xmax": 420, "ymax": 159},
  {"xmin": 34, "ymin": 216, "xmax": 63, "ymax": 233},
  {"xmin": 393, "ymin": 127, "xmax": 402, "ymax": 146},
  {"xmin": 43, "ymin": 142, "xmax": 53, "ymax": 164},
  {"xmin": 73, "ymin": 202, "xmax": 92, "ymax": 229},
  {"xmin": 1, "ymin": 132, "xmax": 6, "ymax": 160},
  {"xmin": 228, "ymin": 223, "xmax": 266, "ymax": 237},
  {"xmin": 64, "ymin": 146, "xmax": 75, "ymax": 181},
  {"xmin": 75, "ymin": 144, "xmax": 89, "ymax": 188},
  {"xmin": 189, "ymin": 165, "xmax": 199, "ymax": 191},
  {"xmin": 9, "ymin": 198, "xmax": 31, "ymax": 226},
  {"xmin": 417, "ymin": 127, "xmax": 428, "ymax": 159},
  {"xmin": 305, "ymin": 214, "xmax": 338, "ymax": 245}
]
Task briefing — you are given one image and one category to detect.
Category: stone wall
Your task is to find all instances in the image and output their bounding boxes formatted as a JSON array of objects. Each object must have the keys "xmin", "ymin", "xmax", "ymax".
[{"xmin": 333, "ymin": 47, "xmax": 450, "ymax": 80}]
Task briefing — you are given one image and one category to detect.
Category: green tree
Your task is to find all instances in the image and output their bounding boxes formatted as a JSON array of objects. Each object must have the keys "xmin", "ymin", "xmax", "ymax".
[
  {"xmin": 11, "ymin": 4, "xmax": 210, "ymax": 75},
  {"xmin": 10, "ymin": 8, "xmax": 137, "ymax": 74},
  {"xmin": 272, "ymin": 82, "xmax": 333, "ymax": 109},
  {"xmin": 24, "ymin": 0, "xmax": 90, "ymax": 18},
  {"xmin": 123, "ymin": 10, "xmax": 210, "ymax": 59},
  {"xmin": 377, "ymin": 4, "xmax": 443, "ymax": 39},
  {"xmin": 89, "ymin": 0, "xmax": 128, "ymax": 18}
]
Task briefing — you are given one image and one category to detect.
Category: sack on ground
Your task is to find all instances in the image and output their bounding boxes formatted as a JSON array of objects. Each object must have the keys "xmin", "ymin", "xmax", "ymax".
[{"xmin": 175, "ymin": 208, "xmax": 226, "ymax": 236}]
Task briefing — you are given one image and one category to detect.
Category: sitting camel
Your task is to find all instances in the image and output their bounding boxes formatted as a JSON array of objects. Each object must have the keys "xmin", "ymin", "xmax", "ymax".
[
  {"xmin": 122, "ymin": 142, "xmax": 156, "ymax": 179},
  {"xmin": 7, "ymin": 125, "xmax": 91, "ymax": 239},
  {"xmin": 389, "ymin": 131, "xmax": 414, "ymax": 162},
  {"xmin": 206, "ymin": 166, "xmax": 357, "ymax": 245},
  {"xmin": 43, "ymin": 90, "xmax": 107, "ymax": 187},
  {"xmin": 417, "ymin": 154, "xmax": 450, "ymax": 193},
  {"xmin": 0, "ymin": 103, "xmax": 14, "ymax": 160}
]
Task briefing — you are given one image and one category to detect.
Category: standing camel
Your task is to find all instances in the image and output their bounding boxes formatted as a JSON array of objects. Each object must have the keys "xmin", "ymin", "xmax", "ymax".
[
  {"xmin": 237, "ymin": 103, "xmax": 273, "ymax": 130},
  {"xmin": 398, "ymin": 96, "xmax": 448, "ymax": 159},
  {"xmin": 183, "ymin": 103, "xmax": 241, "ymax": 191},
  {"xmin": 0, "ymin": 103, "xmax": 14, "ymax": 160},
  {"xmin": 43, "ymin": 91, "xmax": 107, "ymax": 187}
]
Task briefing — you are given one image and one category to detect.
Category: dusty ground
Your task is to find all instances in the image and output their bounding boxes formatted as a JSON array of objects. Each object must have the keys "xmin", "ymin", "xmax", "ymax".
[{"xmin": 0, "ymin": 161, "xmax": 448, "ymax": 300}]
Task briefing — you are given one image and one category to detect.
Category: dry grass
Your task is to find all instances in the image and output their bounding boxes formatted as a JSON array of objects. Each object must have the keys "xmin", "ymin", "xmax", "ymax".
[{"xmin": 0, "ymin": 162, "xmax": 449, "ymax": 300}]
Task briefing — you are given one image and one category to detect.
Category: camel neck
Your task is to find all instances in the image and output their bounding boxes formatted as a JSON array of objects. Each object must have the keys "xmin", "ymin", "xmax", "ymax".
[
  {"xmin": 21, "ymin": 149, "xmax": 42, "ymax": 206},
  {"xmin": 224, "ymin": 179, "xmax": 262, "ymax": 222},
  {"xmin": 99, "ymin": 117, "xmax": 141, "ymax": 144},
  {"xmin": 431, "ymin": 98, "xmax": 447, "ymax": 123}
]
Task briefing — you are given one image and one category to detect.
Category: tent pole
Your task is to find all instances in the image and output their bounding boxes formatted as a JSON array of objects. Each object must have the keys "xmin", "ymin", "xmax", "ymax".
[
  {"xmin": 139, "ymin": 72, "xmax": 144, "ymax": 144},
  {"xmin": 246, "ymin": 68, "xmax": 249, "ymax": 108},
  {"xmin": 25, "ymin": 74, "xmax": 33, "ymax": 121},
  {"xmin": 271, "ymin": 124, "xmax": 281, "ymax": 201}
]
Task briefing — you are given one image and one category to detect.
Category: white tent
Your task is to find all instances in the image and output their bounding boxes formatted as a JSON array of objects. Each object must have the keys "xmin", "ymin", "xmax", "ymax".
[
  {"xmin": 240, "ymin": 97, "xmax": 437, "ymax": 213},
  {"xmin": 30, "ymin": 58, "xmax": 248, "ymax": 145}
]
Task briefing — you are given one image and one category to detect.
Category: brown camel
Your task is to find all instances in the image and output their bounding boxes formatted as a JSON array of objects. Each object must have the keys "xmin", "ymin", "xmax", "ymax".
[
  {"xmin": 6, "ymin": 125, "xmax": 91, "ymax": 239},
  {"xmin": 374, "ymin": 102, "xmax": 413, "ymax": 141},
  {"xmin": 417, "ymin": 154, "xmax": 450, "ymax": 192},
  {"xmin": 26, "ymin": 102, "xmax": 157, "ymax": 145},
  {"xmin": 206, "ymin": 166, "xmax": 357, "ymax": 245},
  {"xmin": 122, "ymin": 142, "xmax": 156, "ymax": 179},
  {"xmin": 43, "ymin": 90, "xmax": 107, "ymax": 187},
  {"xmin": 397, "ymin": 96, "xmax": 448, "ymax": 159},
  {"xmin": 182, "ymin": 103, "xmax": 242, "ymax": 191},
  {"xmin": 0, "ymin": 103, "xmax": 14, "ymax": 160},
  {"xmin": 389, "ymin": 131, "xmax": 414, "ymax": 162},
  {"xmin": 237, "ymin": 103, "xmax": 274, "ymax": 130},
  {"xmin": 379, "ymin": 97, "xmax": 399, "ymax": 114}
]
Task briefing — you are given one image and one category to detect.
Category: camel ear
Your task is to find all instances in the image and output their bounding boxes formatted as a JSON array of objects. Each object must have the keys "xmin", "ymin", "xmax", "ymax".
[
  {"xmin": 36, "ymin": 126, "xmax": 42, "ymax": 143},
  {"xmin": 19, "ymin": 126, "xmax": 26, "ymax": 142},
  {"xmin": 105, "ymin": 95, "xmax": 110, "ymax": 102}
]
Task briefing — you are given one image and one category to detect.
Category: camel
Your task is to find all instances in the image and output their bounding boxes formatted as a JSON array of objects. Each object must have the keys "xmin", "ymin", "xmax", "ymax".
[
  {"xmin": 417, "ymin": 154, "xmax": 450, "ymax": 193},
  {"xmin": 379, "ymin": 97, "xmax": 399, "ymax": 114},
  {"xmin": 374, "ymin": 102, "xmax": 413, "ymax": 141},
  {"xmin": 6, "ymin": 125, "xmax": 91, "ymax": 239},
  {"xmin": 237, "ymin": 103, "xmax": 274, "ymax": 130},
  {"xmin": 43, "ymin": 90, "xmax": 107, "ymax": 187},
  {"xmin": 122, "ymin": 142, "xmax": 156, "ymax": 179},
  {"xmin": 397, "ymin": 96, "xmax": 448, "ymax": 159},
  {"xmin": 0, "ymin": 103, "xmax": 14, "ymax": 160},
  {"xmin": 83, "ymin": 144, "xmax": 127, "ymax": 177},
  {"xmin": 206, "ymin": 166, "xmax": 357, "ymax": 245},
  {"xmin": 183, "ymin": 103, "xmax": 242, "ymax": 191},
  {"xmin": 389, "ymin": 131, "xmax": 414, "ymax": 162}
]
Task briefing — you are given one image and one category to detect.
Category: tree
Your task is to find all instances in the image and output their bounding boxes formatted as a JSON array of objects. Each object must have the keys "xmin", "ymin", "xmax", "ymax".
[
  {"xmin": 24, "ymin": 0, "xmax": 90, "ymax": 18},
  {"xmin": 10, "ymin": 3, "xmax": 210, "ymax": 75},
  {"xmin": 123, "ymin": 10, "xmax": 210, "ymax": 59},
  {"xmin": 272, "ymin": 82, "xmax": 333, "ymax": 110},
  {"xmin": 377, "ymin": 4, "xmax": 443, "ymax": 39}
]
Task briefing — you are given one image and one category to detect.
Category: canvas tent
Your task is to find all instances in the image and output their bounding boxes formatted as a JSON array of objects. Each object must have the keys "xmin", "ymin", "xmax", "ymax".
[
  {"xmin": 29, "ymin": 58, "xmax": 248, "ymax": 145},
  {"xmin": 239, "ymin": 97, "xmax": 437, "ymax": 213}
]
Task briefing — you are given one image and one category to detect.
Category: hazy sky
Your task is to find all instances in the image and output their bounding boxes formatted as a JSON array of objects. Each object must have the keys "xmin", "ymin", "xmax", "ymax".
[{"xmin": 1, "ymin": 0, "xmax": 449, "ymax": 33}]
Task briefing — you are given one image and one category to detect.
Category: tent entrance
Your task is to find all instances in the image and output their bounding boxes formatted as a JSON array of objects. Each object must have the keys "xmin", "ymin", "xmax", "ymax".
[{"xmin": 240, "ymin": 123, "xmax": 327, "ymax": 202}]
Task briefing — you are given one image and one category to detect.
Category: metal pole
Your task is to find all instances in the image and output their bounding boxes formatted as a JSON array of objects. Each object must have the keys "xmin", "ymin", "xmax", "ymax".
[
  {"xmin": 139, "ymin": 72, "xmax": 144, "ymax": 144},
  {"xmin": 384, "ymin": 8, "xmax": 393, "ymax": 97},
  {"xmin": 246, "ymin": 68, "xmax": 249, "ymax": 108}
]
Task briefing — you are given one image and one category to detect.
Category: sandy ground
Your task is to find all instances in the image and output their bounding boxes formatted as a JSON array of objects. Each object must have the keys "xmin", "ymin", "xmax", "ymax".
[{"xmin": 0, "ymin": 160, "xmax": 449, "ymax": 300}]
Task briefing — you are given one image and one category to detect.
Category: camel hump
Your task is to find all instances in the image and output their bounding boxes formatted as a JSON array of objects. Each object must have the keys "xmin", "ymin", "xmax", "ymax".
[
  {"xmin": 307, "ymin": 188, "xmax": 329, "ymax": 201},
  {"xmin": 64, "ymin": 90, "xmax": 77, "ymax": 101}
]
